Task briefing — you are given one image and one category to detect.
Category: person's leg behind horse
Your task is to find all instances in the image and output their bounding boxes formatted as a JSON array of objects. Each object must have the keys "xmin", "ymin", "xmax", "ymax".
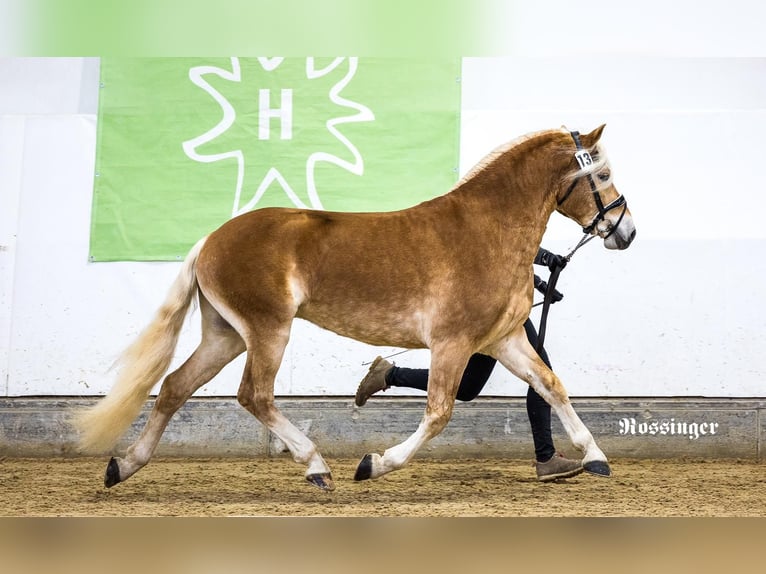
[
  {"xmin": 355, "ymin": 352, "xmax": 496, "ymax": 406},
  {"xmin": 355, "ymin": 328, "xmax": 582, "ymax": 481},
  {"xmin": 523, "ymin": 318, "xmax": 583, "ymax": 481}
]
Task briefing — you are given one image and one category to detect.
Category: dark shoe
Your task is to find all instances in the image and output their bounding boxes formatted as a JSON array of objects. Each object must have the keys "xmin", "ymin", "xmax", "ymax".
[
  {"xmin": 354, "ymin": 356, "xmax": 393, "ymax": 407},
  {"xmin": 536, "ymin": 453, "xmax": 584, "ymax": 482}
]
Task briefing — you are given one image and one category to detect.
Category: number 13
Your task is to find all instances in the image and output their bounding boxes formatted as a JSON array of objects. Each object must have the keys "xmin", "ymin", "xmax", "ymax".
[{"xmin": 575, "ymin": 150, "xmax": 593, "ymax": 169}]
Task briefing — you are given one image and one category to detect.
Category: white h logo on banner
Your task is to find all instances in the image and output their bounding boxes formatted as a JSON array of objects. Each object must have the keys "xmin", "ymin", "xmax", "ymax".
[{"xmin": 258, "ymin": 88, "xmax": 293, "ymax": 140}]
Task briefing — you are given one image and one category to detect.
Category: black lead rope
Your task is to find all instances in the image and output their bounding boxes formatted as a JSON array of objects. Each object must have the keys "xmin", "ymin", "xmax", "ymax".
[
  {"xmin": 533, "ymin": 233, "xmax": 593, "ymax": 354},
  {"xmin": 535, "ymin": 263, "xmax": 562, "ymax": 354}
]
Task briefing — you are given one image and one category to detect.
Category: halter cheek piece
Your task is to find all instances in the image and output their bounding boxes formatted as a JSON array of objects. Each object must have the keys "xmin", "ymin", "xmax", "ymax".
[{"xmin": 557, "ymin": 131, "xmax": 628, "ymax": 239}]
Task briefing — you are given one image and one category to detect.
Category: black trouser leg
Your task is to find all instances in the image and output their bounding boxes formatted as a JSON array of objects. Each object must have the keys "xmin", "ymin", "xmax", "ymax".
[
  {"xmin": 386, "ymin": 320, "xmax": 558, "ymax": 462},
  {"xmin": 387, "ymin": 353, "xmax": 496, "ymax": 401},
  {"xmin": 523, "ymin": 319, "xmax": 556, "ymax": 462}
]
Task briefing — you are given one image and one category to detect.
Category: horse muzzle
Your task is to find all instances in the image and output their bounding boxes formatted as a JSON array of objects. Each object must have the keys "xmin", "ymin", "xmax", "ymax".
[{"xmin": 603, "ymin": 213, "xmax": 636, "ymax": 250}]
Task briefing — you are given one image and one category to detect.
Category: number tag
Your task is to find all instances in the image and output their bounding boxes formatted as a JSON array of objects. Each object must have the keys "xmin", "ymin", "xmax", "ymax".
[{"xmin": 574, "ymin": 150, "xmax": 593, "ymax": 170}]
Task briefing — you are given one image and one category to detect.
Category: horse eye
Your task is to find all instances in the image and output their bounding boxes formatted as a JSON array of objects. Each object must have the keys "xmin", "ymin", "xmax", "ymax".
[{"xmin": 597, "ymin": 171, "xmax": 611, "ymax": 182}]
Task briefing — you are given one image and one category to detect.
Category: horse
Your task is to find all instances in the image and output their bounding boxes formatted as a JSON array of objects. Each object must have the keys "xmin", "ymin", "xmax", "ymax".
[{"xmin": 74, "ymin": 124, "xmax": 636, "ymax": 491}]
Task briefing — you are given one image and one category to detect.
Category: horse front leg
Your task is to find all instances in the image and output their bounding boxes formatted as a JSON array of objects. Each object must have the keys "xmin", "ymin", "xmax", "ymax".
[
  {"xmin": 354, "ymin": 344, "xmax": 469, "ymax": 481},
  {"xmin": 490, "ymin": 328, "xmax": 611, "ymax": 477}
]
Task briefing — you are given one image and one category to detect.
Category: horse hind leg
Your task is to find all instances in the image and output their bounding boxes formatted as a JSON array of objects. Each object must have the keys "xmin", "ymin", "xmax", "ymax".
[
  {"xmin": 236, "ymin": 326, "xmax": 334, "ymax": 491},
  {"xmin": 105, "ymin": 299, "xmax": 246, "ymax": 487}
]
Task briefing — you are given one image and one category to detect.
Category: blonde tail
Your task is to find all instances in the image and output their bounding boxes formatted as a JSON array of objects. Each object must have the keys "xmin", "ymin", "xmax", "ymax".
[{"xmin": 73, "ymin": 236, "xmax": 208, "ymax": 453}]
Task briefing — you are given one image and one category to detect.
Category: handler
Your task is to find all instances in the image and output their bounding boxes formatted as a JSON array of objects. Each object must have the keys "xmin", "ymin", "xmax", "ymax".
[{"xmin": 354, "ymin": 247, "xmax": 584, "ymax": 482}]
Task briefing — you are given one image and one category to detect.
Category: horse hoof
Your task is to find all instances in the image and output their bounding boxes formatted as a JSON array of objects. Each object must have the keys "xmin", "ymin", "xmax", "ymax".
[
  {"xmin": 104, "ymin": 457, "xmax": 121, "ymax": 488},
  {"xmin": 354, "ymin": 454, "xmax": 374, "ymax": 481},
  {"xmin": 583, "ymin": 460, "xmax": 611, "ymax": 477},
  {"xmin": 306, "ymin": 473, "xmax": 335, "ymax": 491}
]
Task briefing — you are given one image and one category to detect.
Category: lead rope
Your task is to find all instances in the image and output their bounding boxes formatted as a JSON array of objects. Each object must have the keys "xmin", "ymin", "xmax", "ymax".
[
  {"xmin": 534, "ymin": 231, "xmax": 596, "ymax": 354},
  {"xmin": 361, "ymin": 348, "xmax": 411, "ymax": 366}
]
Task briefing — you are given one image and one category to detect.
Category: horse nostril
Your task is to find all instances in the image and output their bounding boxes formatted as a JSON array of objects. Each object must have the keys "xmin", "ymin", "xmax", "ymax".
[{"xmin": 617, "ymin": 228, "xmax": 636, "ymax": 249}]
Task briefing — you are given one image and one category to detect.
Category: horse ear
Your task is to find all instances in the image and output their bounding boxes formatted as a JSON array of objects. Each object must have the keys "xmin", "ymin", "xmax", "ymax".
[{"xmin": 583, "ymin": 124, "xmax": 606, "ymax": 146}]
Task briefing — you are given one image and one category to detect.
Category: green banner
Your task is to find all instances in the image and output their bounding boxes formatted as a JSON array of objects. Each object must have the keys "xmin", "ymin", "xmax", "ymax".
[{"xmin": 90, "ymin": 57, "xmax": 461, "ymax": 261}]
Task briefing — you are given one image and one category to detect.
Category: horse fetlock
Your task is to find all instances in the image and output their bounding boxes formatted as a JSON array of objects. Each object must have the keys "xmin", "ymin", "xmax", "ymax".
[
  {"xmin": 291, "ymin": 446, "xmax": 315, "ymax": 465},
  {"xmin": 125, "ymin": 443, "xmax": 153, "ymax": 468},
  {"xmin": 565, "ymin": 424, "xmax": 594, "ymax": 452},
  {"xmin": 304, "ymin": 452, "xmax": 331, "ymax": 476},
  {"xmin": 580, "ymin": 442, "xmax": 607, "ymax": 463}
]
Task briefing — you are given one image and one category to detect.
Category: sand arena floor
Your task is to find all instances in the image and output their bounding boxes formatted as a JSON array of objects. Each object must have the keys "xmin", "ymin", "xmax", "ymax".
[{"xmin": 1, "ymin": 456, "xmax": 764, "ymax": 517}]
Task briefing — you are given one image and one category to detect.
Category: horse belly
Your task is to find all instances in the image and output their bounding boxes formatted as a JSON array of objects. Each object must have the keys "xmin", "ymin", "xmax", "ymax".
[{"xmin": 296, "ymin": 297, "xmax": 428, "ymax": 349}]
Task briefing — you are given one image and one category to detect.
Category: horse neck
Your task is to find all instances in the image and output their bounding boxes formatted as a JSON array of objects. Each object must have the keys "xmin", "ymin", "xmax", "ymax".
[{"xmin": 441, "ymin": 144, "xmax": 561, "ymax": 246}]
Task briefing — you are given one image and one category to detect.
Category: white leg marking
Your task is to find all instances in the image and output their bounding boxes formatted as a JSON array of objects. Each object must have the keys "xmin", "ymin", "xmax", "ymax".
[
  {"xmin": 365, "ymin": 347, "xmax": 469, "ymax": 479},
  {"xmin": 267, "ymin": 412, "xmax": 331, "ymax": 476},
  {"xmin": 369, "ymin": 421, "xmax": 432, "ymax": 478},
  {"xmin": 490, "ymin": 328, "xmax": 607, "ymax": 463}
]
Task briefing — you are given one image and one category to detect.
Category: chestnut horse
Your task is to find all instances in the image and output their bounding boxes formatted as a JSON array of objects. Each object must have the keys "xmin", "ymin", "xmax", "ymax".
[{"xmin": 75, "ymin": 125, "xmax": 636, "ymax": 491}]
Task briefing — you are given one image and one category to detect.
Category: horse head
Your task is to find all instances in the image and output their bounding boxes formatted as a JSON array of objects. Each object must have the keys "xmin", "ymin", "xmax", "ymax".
[{"xmin": 554, "ymin": 125, "xmax": 636, "ymax": 250}]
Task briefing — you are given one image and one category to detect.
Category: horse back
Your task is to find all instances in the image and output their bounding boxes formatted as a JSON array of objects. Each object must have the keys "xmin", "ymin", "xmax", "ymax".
[{"xmin": 196, "ymin": 205, "xmax": 534, "ymax": 348}]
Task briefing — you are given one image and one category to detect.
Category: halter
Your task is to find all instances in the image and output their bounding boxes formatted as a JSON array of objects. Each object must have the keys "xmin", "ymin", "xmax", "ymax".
[
  {"xmin": 558, "ymin": 131, "xmax": 628, "ymax": 241},
  {"xmin": 535, "ymin": 131, "xmax": 629, "ymax": 353}
]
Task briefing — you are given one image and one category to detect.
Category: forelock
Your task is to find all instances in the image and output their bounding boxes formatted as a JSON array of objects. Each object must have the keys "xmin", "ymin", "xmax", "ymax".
[{"xmin": 561, "ymin": 140, "xmax": 613, "ymax": 192}]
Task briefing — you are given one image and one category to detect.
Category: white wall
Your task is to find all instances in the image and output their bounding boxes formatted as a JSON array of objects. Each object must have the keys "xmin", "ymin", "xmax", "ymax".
[
  {"xmin": 1, "ymin": 57, "xmax": 765, "ymax": 398},
  {"xmin": 460, "ymin": 58, "xmax": 766, "ymax": 398}
]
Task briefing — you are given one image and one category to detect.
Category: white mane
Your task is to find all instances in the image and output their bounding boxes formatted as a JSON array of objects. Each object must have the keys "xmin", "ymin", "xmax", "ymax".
[
  {"xmin": 455, "ymin": 128, "xmax": 552, "ymax": 187},
  {"xmin": 455, "ymin": 128, "xmax": 614, "ymax": 193}
]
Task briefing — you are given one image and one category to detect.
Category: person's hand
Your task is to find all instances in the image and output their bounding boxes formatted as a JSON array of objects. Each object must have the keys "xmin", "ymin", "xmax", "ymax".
[
  {"xmin": 543, "ymin": 252, "xmax": 568, "ymax": 272},
  {"xmin": 534, "ymin": 276, "xmax": 564, "ymax": 303},
  {"xmin": 551, "ymin": 287, "xmax": 563, "ymax": 303}
]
